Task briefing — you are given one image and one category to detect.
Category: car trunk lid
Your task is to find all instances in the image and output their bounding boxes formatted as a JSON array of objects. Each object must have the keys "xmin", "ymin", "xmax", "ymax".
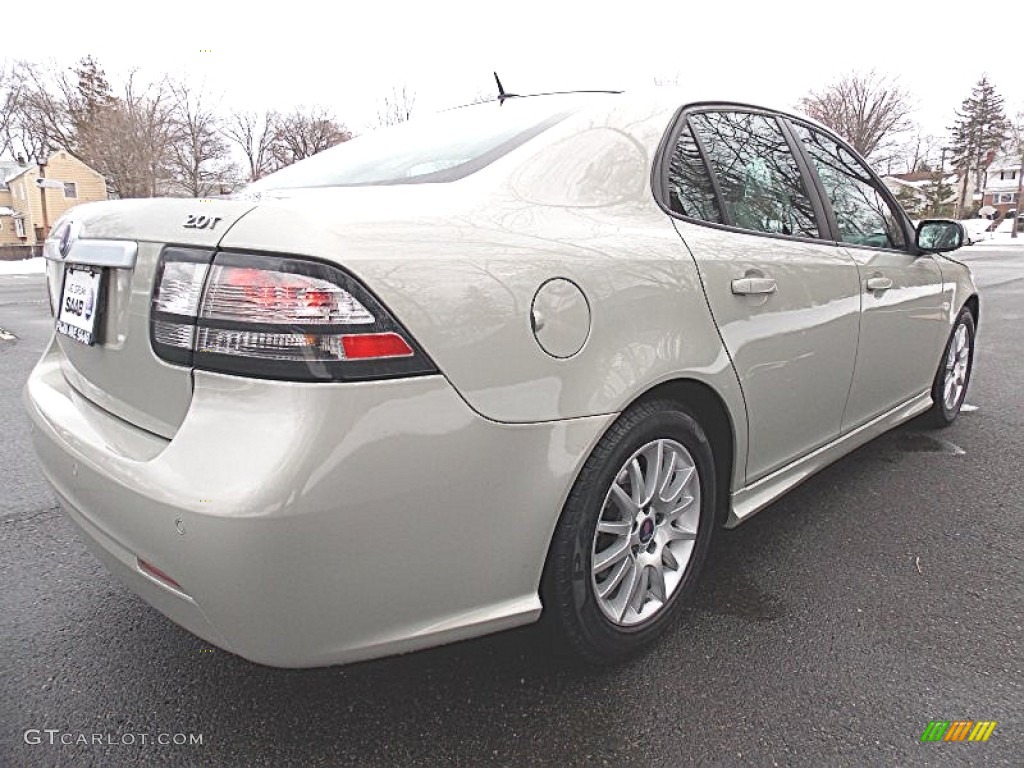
[{"xmin": 45, "ymin": 198, "xmax": 257, "ymax": 438}]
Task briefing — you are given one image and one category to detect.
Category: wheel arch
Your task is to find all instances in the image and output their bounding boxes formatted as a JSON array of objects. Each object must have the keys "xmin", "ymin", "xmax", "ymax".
[
  {"xmin": 628, "ymin": 378, "xmax": 737, "ymax": 527},
  {"xmin": 963, "ymin": 294, "xmax": 979, "ymax": 328}
]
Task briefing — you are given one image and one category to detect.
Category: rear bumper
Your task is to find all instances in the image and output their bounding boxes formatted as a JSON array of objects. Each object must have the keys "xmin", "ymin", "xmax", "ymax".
[{"xmin": 24, "ymin": 339, "xmax": 613, "ymax": 667}]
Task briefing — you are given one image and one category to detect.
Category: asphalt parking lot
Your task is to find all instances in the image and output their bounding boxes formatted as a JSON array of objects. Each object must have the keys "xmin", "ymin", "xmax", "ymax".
[{"xmin": 1, "ymin": 248, "xmax": 1021, "ymax": 767}]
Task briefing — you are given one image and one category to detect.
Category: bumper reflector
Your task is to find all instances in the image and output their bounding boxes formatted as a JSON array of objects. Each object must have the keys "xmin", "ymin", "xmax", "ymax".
[
  {"xmin": 138, "ymin": 558, "xmax": 186, "ymax": 593},
  {"xmin": 341, "ymin": 332, "xmax": 414, "ymax": 359}
]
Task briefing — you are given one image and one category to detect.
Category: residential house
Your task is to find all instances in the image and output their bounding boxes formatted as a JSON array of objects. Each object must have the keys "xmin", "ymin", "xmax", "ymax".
[
  {"xmin": 0, "ymin": 152, "xmax": 107, "ymax": 246},
  {"xmin": 981, "ymin": 154, "xmax": 1022, "ymax": 218}
]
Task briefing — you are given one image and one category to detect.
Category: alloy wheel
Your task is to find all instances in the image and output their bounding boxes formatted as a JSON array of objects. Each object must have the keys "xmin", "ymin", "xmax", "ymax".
[
  {"xmin": 590, "ymin": 438, "xmax": 701, "ymax": 626},
  {"xmin": 943, "ymin": 322, "xmax": 971, "ymax": 412}
]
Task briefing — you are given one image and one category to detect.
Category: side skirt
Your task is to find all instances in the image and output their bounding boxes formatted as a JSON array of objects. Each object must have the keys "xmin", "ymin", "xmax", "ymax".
[{"xmin": 727, "ymin": 391, "xmax": 932, "ymax": 527}]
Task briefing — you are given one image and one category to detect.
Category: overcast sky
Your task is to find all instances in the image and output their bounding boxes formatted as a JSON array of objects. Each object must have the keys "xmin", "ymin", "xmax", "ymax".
[{"xmin": 6, "ymin": 0, "xmax": 1023, "ymax": 140}]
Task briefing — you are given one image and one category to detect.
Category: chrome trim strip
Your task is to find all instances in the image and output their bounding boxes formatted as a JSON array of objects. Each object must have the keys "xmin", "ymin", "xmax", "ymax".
[
  {"xmin": 43, "ymin": 239, "xmax": 138, "ymax": 269},
  {"xmin": 727, "ymin": 391, "xmax": 932, "ymax": 527}
]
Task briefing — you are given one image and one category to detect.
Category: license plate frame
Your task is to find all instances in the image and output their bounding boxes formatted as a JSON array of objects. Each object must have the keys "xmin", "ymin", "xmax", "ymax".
[{"xmin": 56, "ymin": 265, "xmax": 104, "ymax": 346}]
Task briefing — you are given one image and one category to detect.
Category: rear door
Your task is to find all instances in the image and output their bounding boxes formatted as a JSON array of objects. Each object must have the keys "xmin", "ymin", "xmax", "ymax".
[
  {"xmin": 662, "ymin": 109, "xmax": 862, "ymax": 484},
  {"xmin": 786, "ymin": 122, "xmax": 946, "ymax": 430}
]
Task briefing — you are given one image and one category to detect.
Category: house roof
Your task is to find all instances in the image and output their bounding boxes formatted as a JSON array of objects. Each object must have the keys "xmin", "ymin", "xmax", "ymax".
[
  {"xmin": 0, "ymin": 160, "xmax": 31, "ymax": 187},
  {"xmin": 988, "ymin": 153, "xmax": 1022, "ymax": 171},
  {"xmin": 1, "ymin": 151, "xmax": 107, "ymax": 186},
  {"xmin": 890, "ymin": 171, "xmax": 936, "ymax": 183},
  {"xmin": 883, "ymin": 172, "xmax": 958, "ymax": 190}
]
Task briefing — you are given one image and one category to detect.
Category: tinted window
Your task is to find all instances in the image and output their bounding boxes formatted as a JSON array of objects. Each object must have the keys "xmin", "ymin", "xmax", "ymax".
[
  {"xmin": 792, "ymin": 124, "xmax": 906, "ymax": 249},
  {"xmin": 666, "ymin": 122, "xmax": 721, "ymax": 222},
  {"xmin": 246, "ymin": 100, "xmax": 575, "ymax": 191},
  {"xmin": 690, "ymin": 112, "xmax": 819, "ymax": 238}
]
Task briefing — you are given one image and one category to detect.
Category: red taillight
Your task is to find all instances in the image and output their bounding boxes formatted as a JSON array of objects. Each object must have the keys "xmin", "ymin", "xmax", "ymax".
[
  {"xmin": 341, "ymin": 332, "xmax": 414, "ymax": 359},
  {"xmin": 150, "ymin": 250, "xmax": 437, "ymax": 382},
  {"xmin": 138, "ymin": 558, "xmax": 184, "ymax": 592}
]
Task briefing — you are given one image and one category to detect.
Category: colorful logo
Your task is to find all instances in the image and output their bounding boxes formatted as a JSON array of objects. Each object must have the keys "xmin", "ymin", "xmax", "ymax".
[{"xmin": 920, "ymin": 720, "xmax": 997, "ymax": 742}]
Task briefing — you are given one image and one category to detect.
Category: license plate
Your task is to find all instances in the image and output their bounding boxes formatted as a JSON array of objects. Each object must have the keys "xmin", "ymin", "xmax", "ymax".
[{"xmin": 56, "ymin": 267, "xmax": 103, "ymax": 345}]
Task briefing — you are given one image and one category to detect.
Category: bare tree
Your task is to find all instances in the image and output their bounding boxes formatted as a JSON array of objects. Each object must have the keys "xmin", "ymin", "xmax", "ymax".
[
  {"xmin": 0, "ymin": 61, "xmax": 21, "ymax": 157},
  {"xmin": 270, "ymin": 107, "xmax": 351, "ymax": 168},
  {"xmin": 222, "ymin": 110, "xmax": 278, "ymax": 182},
  {"xmin": 797, "ymin": 70, "xmax": 915, "ymax": 159},
  {"xmin": 1008, "ymin": 110, "xmax": 1024, "ymax": 238},
  {"xmin": 897, "ymin": 132, "xmax": 940, "ymax": 174},
  {"xmin": 3, "ymin": 60, "xmax": 77, "ymax": 161},
  {"xmin": 376, "ymin": 84, "xmax": 416, "ymax": 127},
  {"xmin": 167, "ymin": 82, "xmax": 237, "ymax": 197},
  {"xmin": 2, "ymin": 58, "xmax": 180, "ymax": 198},
  {"xmin": 88, "ymin": 74, "xmax": 180, "ymax": 198}
]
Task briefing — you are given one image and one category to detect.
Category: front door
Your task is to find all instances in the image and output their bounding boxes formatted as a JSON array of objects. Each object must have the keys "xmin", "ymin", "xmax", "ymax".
[{"xmin": 788, "ymin": 122, "xmax": 946, "ymax": 430}]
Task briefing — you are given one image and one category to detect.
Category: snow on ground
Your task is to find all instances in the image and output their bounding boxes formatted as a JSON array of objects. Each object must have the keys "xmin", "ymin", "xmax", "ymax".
[
  {"xmin": 971, "ymin": 230, "xmax": 1024, "ymax": 247},
  {"xmin": 0, "ymin": 257, "xmax": 46, "ymax": 275}
]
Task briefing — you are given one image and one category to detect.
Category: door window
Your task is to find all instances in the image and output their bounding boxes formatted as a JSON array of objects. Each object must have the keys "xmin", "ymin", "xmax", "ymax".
[
  {"xmin": 689, "ymin": 111, "xmax": 820, "ymax": 238},
  {"xmin": 791, "ymin": 124, "xmax": 906, "ymax": 250},
  {"xmin": 665, "ymin": 122, "xmax": 722, "ymax": 223}
]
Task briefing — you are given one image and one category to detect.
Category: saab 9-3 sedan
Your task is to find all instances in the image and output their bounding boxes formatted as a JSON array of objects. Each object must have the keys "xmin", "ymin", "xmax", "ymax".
[{"xmin": 25, "ymin": 90, "xmax": 977, "ymax": 667}]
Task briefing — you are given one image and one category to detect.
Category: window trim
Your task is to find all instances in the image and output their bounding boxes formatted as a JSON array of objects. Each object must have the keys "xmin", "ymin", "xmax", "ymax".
[
  {"xmin": 685, "ymin": 116, "xmax": 731, "ymax": 226},
  {"xmin": 651, "ymin": 101, "xmax": 833, "ymax": 247},
  {"xmin": 63, "ymin": 181, "xmax": 78, "ymax": 199},
  {"xmin": 652, "ymin": 101, "xmax": 921, "ymax": 253},
  {"xmin": 782, "ymin": 115, "xmax": 916, "ymax": 255}
]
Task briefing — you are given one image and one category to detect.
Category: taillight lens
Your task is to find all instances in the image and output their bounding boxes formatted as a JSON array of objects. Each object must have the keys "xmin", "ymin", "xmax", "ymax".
[{"xmin": 151, "ymin": 249, "xmax": 436, "ymax": 381}]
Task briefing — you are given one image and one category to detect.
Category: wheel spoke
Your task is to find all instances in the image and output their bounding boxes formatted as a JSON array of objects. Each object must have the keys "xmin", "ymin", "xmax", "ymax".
[
  {"xmin": 628, "ymin": 565, "xmax": 648, "ymax": 615},
  {"xmin": 610, "ymin": 483, "xmax": 638, "ymax": 515},
  {"xmin": 640, "ymin": 442, "xmax": 664, "ymax": 507},
  {"xmin": 666, "ymin": 523, "xmax": 698, "ymax": 542},
  {"xmin": 596, "ymin": 556, "xmax": 632, "ymax": 599},
  {"xmin": 628, "ymin": 458, "xmax": 645, "ymax": 506},
  {"xmin": 593, "ymin": 538, "xmax": 631, "ymax": 574},
  {"xmin": 597, "ymin": 518, "xmax": 632, "ymax": 536},
  {"xmin": 662, "ymin": 546, "xmax": 680, "ymax": 570},
  {"xmin": 650, "ymin": 561, "xmax": 667, "ymax": 602},
  {"xmin": 662, "ymin": 465, "xmax": 695, "ymax": 505},
  {"xmin": 664, "ymin": 494, "xmax": 695, "ymax": 522},
  {"xmin": 657, "ymin": 449, "xmax": 678, "ymax": 498},
  {"xmin": 611, "ymin": 561, "xmax": 641, "ymax": 622}
]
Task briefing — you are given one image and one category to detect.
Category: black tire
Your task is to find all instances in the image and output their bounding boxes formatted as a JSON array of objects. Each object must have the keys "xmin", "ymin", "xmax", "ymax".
[
  {"xmin": 926, "ymin": 307, "xmax": 976, "ymax": 427},
  {"xmin": 542, "ymin": 400, "xmax": 716, "ymax": 665}
]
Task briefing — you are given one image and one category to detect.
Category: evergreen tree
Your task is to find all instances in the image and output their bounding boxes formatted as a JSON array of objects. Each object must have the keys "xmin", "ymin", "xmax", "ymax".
[
  {"xmin": 894, "ymin": 185, "xmax": 922, "ymax": 217},
  {"xmin": 948, "ymin": 76, "xmax": 1009, "ymax": 215},
  {"xmin": 923, "ymin": 171, "xmax": 955, "ymax": 217}
]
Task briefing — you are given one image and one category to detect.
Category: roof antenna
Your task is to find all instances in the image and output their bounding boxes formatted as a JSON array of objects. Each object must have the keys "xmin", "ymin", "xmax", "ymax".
[{"xmin": 494, "ymin": 72, "xmax": 517, "ymax": 104}]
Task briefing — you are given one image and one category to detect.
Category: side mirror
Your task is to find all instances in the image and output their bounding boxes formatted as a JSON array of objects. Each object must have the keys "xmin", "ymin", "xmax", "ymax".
[{"xmin": 916, "ymin": 219, "xmax": 965, "ymax": 253}]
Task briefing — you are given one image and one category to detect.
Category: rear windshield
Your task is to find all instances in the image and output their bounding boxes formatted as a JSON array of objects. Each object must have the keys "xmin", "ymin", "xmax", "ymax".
[{"xmin": 246, "ymin": 100, "xmax": 575, "ymax": 191}]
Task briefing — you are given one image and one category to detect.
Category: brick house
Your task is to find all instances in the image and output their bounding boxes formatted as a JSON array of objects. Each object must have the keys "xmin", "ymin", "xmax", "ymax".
[
  {"xmin": 0, "ymin": 152, "xmax": 108, "ymax": 246},
  {"xmin": 981, "ymin": 154, "xmax": 1021, "ymax": 219}
]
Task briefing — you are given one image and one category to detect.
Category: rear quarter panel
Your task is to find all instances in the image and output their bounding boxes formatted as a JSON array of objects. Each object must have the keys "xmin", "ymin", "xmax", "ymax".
[{"xmin": 221, "ymin": 100, "xmax": 749, "ymax": 484}]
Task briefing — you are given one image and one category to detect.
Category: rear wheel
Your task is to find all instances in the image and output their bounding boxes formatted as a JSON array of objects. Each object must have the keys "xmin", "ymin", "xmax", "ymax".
[
  {"xmin": 543, "ymin": 400, "xmax": 716, "ymax": 665},
  {"xmin": 927, "ymin": 308, "xmax": 975, "ymax": 426}
]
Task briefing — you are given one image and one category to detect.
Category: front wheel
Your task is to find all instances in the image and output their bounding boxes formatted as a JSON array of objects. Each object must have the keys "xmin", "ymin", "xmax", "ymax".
[
  {"xmin": 542, "ymin": 400, "xmax": 716, "ymax": 665},
  {"xmin": 927, "ymin": 308, "xmax": 976, "ymax": 426}
]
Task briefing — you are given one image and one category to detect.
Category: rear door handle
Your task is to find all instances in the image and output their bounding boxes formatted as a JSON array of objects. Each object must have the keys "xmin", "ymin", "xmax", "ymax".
[
  {"xmin": 866, "ymin": 276, "xmax": 893, "ymax": 292},
  {"xmin": 731, "ymin": 277, "xmax": 777, "ymax": 295}
]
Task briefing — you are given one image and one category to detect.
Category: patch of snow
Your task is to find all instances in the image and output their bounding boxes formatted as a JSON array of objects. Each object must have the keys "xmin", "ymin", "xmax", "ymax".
[
  {"xmin": 972, "ymin": 231, "xmax": 1024, "ymax": 247},
  {"xmin": 0, "ymin": 256, "xmax": 46, "ymax": 275}
]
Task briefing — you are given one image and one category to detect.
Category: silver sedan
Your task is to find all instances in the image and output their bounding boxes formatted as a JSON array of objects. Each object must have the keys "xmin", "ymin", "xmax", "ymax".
[{"xmin": 24, "ymin": 91, "xmax": 977, "ymax": 667}]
